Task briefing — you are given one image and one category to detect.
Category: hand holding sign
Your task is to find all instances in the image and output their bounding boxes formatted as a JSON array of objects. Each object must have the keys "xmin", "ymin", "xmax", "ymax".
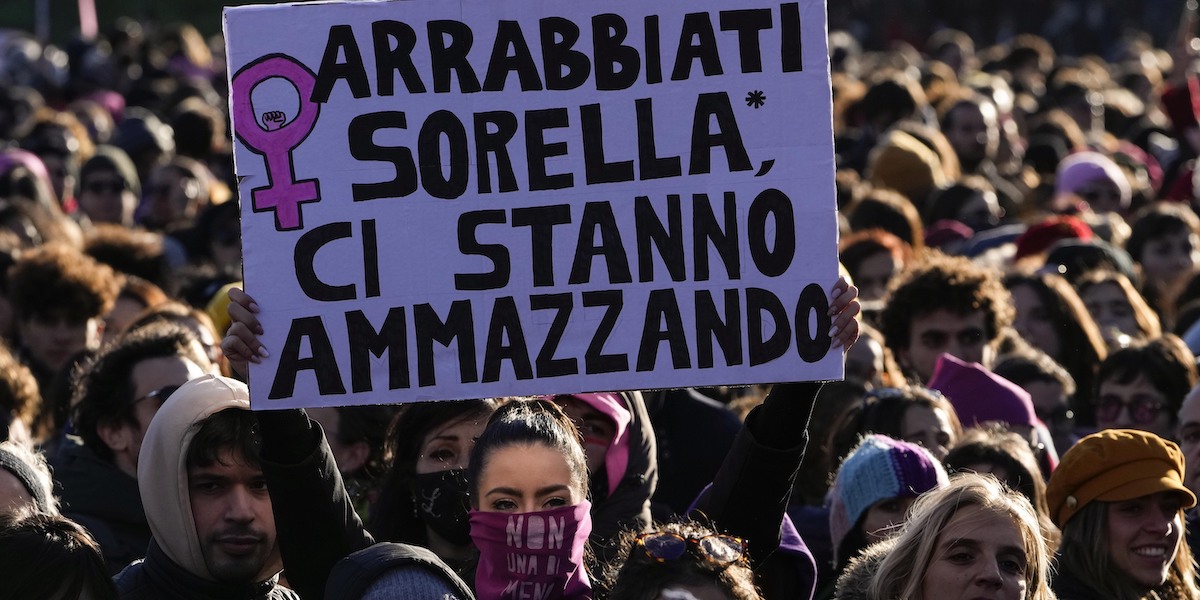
[
  {"xmin": 222, "ymin": 287, "xmax": 268, "ymax": 378},
  {"xmin": 828, "ymin": 277, "xmax": 861, "ymax": 350}
]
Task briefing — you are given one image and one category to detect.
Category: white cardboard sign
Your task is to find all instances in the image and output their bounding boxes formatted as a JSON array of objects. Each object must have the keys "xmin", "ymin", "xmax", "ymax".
[{"xmin": 224, "ymin": 0, "xmax": 841, "ymax": 408}]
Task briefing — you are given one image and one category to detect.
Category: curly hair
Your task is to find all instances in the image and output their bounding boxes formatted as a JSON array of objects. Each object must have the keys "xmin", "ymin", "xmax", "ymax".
[
  {"xmin": 8, "ymin": 242, "xmax": 119, "ymax": 321},
  {"xmin": 72, "ymin": 322, "xmax": 208, "ymax": 463},
  {"xmin": 602, "ymin": 520, "xmax": 761, "ymax": 600},
  {"xmin": 83, "ymin": 224, "xmax": 173, "ymax": 293},
  {"xmin": 0, "ymin": 340, "xmax": 41, "ymax": 439},
  {"xmin": 878, "ymin": 252, "xmax": 1014, "ymax": 362}
]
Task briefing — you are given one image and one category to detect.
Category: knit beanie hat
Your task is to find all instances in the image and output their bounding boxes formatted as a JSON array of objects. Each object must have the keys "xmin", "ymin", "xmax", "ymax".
[
  {"xmin": 359, "ymin": 567, "xmax": 466, "ymax": 600},
  {"xmin": 828, "ymin": 434, "xmax": 949, "ymax": 562},
  {"xmin": 927, "ymin": 353, "xmax": 1038, "ymax": 428},
  {"xmin": 1054, "ymin": 151, "xmax": 1131, "ymax": 209},
  {"xmin": 326, "ymin": 542, "xmax": 473, "ymax": 600}
]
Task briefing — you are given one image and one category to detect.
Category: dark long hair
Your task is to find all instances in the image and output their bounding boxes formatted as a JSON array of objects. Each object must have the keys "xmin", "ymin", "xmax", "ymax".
[
  {"xmin": 367, "ymin": 398, "xmax": 497, "ymax": 544},
  {"xmin": 0, "ymin": 509, "xmax": 117, "ymax": 599},
  {"xmin": 1004, "ymin": 271, "xmax": 1107, "ymax": 419}
]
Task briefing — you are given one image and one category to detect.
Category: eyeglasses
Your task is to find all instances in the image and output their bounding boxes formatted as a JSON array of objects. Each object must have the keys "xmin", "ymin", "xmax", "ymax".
[
  {"xmin": 635, "ymin": 532, "xmax": 746, "ymax": 569},
  {"xmin": 84, "ymin": 179, "xmax": 127, "ymax": 195},
  {"xmin": 131, "ymin": 384, "xmax": 180, "ymax": 409},
  {"xmin": 1095, "ymin": 394, "xmax": 1165, "ymax": 425}
]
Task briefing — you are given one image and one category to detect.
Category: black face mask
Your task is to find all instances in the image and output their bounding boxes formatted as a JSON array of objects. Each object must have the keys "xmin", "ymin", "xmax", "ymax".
[{"xmin": 413, "ymin": 468, "xmax": 472, "ymax": 546}]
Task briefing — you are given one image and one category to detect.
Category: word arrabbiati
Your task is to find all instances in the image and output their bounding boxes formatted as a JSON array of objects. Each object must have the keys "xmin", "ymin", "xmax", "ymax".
[
  {"xmin": 311, "ymin": 4, "xmax": 806, "ymax": 100},
  {"xmin": 267, "ymin": 282, "xmax": 830, "ymax": 400}
]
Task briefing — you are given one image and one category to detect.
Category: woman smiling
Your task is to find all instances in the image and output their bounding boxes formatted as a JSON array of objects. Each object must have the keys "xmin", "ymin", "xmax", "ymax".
[{"xmin": 1047, "ymin": 429, "xmax": 1200, "ymax": 600}]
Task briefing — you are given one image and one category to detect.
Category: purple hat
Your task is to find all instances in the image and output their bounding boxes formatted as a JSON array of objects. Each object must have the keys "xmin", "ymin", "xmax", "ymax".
[
  {"xmin": 828, "ymin": 434, "xmax": 948, "ymax": 562},
  {"xmin": 1055, "ymin": 151, "xmax": 1131, "ymax": 209},
  {"xmin": 927, "ymin": 353, "xmax": 1037, "ymax": 428}
]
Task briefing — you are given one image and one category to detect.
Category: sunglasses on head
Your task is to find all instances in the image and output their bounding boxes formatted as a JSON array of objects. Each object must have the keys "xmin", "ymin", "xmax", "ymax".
[{"xmin": 635, "ymin": 531, "xmax": 746, "ymax": 569}]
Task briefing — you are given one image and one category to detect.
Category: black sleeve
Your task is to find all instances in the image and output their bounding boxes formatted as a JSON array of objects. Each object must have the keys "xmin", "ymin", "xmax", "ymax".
[
  {"xmin": 256, "ymin": 409, "xmax": 375, "ymax": 600},
  {"xmin": 690, "ymin": 381, "xmax": 822, "ymax": 564}
]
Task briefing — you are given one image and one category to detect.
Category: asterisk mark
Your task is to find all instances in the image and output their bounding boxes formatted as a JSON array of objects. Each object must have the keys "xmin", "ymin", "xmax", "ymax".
[{"xmin": 745, "ymin": 90, "xmax": 766, "ymax": 109}]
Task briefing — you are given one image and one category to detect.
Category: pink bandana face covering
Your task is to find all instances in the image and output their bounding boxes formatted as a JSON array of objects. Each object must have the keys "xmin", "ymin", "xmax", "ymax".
[{"xmin": 469, "ymin": 501, "xmax": 593, "ymax": 600}]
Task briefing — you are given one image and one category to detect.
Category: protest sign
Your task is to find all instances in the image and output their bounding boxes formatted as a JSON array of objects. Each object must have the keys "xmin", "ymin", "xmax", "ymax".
[{"xmin": 224, "ymin": 0, "xmax": 841, "ymax": 409}]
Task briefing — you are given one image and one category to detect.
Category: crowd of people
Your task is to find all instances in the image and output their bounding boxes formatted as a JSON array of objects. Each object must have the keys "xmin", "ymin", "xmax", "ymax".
[{"xmin": 5, "ymin": 3, "xmax": 1200, "ymax": 600}]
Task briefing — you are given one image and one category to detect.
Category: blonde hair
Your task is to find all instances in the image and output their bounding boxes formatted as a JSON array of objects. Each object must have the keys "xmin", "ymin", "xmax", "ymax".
[{"xmin": 866, "ymin": 473, "xmax": 1053, "ymax": 600}]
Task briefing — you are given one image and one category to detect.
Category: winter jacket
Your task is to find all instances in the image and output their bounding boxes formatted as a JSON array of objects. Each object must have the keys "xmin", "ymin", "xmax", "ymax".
[
  {"xmin": 691, "ymin": 381, "xmax": 824, "ymax": 600},
  {"xmin": 255, "ymin": 408, "xmax": 375, "ymax": 600},
  {"xmin": 52, "ymin": 437, "xmax": 150, "ymax": 574},
  {"xmin": 115, "ymin": 541, "xmax": 298, "ymax": 600},
  {"xmin": 831, "ymin": 538, "xmax": 893, "ymax": 600},
  {"xmin": 646, "ymin": 387, "xmax": 741, "ymax": 517},
  {"xmin": 1049, "ymin": 569, "xmax": 1100, "ymax": 600}
]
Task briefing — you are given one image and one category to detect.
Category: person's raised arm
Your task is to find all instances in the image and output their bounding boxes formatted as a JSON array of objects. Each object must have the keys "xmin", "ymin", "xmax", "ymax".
[
  {"xmin": 222, "ymin": 288, "xmax": 374, "ymax": 600},
  {"xmin": 691, "ymin": 278, "xmax": 858, "ymax": 581}
]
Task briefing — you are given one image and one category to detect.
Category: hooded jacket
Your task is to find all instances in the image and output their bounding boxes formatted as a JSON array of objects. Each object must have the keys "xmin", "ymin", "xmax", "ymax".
[
  {"xmin": 568, "ymin": 391, "xmax": 657, "ymax": 562},
  {"xmin": 113, "ymin": 374, "xmax": 297, "ymax": 600},
  {"xmin": 325, "ymin": 542, "xmax": 475, "ymax": 600}
]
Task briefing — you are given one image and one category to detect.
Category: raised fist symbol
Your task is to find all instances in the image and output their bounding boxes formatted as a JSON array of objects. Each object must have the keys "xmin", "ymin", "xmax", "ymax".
[{"xmin": 262, "ymin": 110, "xmax": 287, "ymax": 131}]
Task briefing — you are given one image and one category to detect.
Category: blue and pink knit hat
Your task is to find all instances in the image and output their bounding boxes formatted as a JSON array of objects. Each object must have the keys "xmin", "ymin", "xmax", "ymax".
[{"xmin": 828, "ymin": 434, "xmax": 948, "ymax": 562}]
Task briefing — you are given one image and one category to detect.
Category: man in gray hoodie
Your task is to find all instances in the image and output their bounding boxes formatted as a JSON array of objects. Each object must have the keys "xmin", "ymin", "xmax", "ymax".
[{"xmin": 113, "ymin": 374, "xmax": 297, "ymax": 600}]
